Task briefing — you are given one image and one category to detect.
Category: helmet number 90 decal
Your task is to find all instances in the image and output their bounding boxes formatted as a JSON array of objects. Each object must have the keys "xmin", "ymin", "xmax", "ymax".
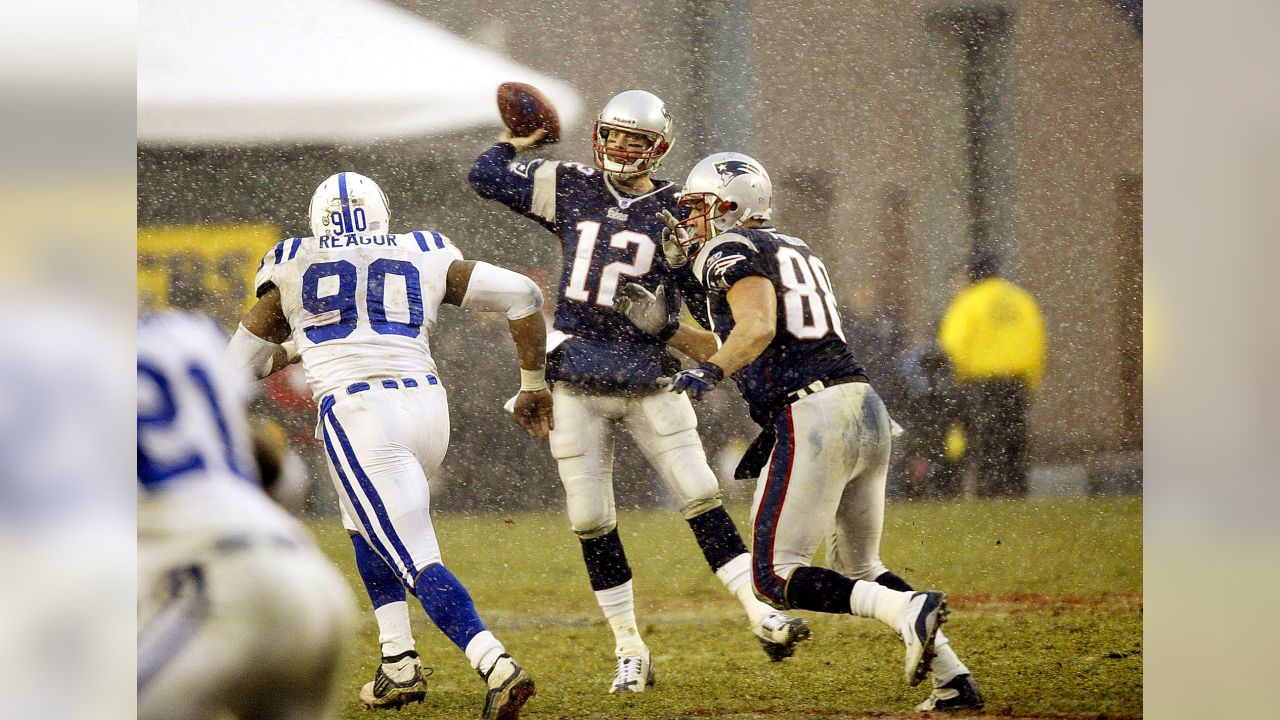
[
  {"xmin": 776, "ymin": 247, "xmax": 846, "ymax": 342},
  {"xmin": 329, "ymin": 207, "xmax": 369, "ymax": 235}
]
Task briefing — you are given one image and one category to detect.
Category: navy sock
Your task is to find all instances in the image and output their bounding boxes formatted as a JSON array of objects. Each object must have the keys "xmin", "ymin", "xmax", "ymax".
[
  {"xmin": 580, "ymin": 528, "xmax": 632, "ymax": 591},
  {"xmin": 414, "ymin": 563, "xmax": 488, "ymax": 651},
  {"xmin": 351, "ymin": 534, "xmax": 407, "ymax": 608},
  {"xmin": 687, "ymin": 505, "xmax": 749, "ymax": 572},
  {"xmin": 874, "ymin": 570, "xmax": 914, "ymax": 592},
  {"xmin": 785, "ymin": 566, "xmax": 855, "ymax": 614}
]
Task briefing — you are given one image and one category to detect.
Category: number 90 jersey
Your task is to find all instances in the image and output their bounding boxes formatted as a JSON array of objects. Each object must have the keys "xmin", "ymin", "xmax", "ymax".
[
  {"xmin": 254, "ymin": 230, "xmax": 463, "ymax": 401},
  {"xmin": 689, "ymin": 227, "xmax": 865, "ymax": 419},
  {"xmin": 470, "ymin": 143, "xmax": 681, "ymax": 346}
]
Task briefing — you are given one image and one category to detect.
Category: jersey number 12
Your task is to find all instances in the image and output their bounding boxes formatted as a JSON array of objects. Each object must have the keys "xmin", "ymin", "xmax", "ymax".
[{"xmin": 564, "ymin": 221, "xmax": 655, "ymax": 307}]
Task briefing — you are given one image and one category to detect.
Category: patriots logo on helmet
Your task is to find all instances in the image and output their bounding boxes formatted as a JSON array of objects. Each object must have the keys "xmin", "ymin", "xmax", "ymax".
[{"xmin": 714, "ymin": 160, "xmax": 762, "ymax": 182}]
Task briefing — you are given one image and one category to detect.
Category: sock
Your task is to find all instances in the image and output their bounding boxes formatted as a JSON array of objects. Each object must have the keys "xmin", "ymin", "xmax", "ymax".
[
  {"xmin": 595, "ymin": 580, "xmax": 645, "ymax": 656},
  {"xmin": 850, "ymin": 579, "xmax": 911, "ymax": 629},
  {"xmin": 580, "ymin": 528, "xmax": 633, "ymax": 591},
  {"xmin": 414, "ymin": 563, "xmax": 488, "ymax": 652},
  {"xmin": 464, "ymin": 630, "xmax": 506, "ymax": 675},
  {"xmin": 715, "ymin": 553, "xmax": 770, "ymax": 626},
  {"xmin": 687, "ymin": 505, "xmax": 749, "ymax": 572},
  {"xmin": 873, "ymin": 570, "xmax": 914, "ymax": 592},
  {"xmin": 930, "ymin": 629, "xmax": 969, "ymax": 685},
  {"xmin": 785, "ymin": 566, "xmax": 855, "ymax": 613},
  {"xmin": 373, "ymin": 602, "xmax": 416, "ymax": 658},
  {"xmin": 351, "ymin": 534, "xmax": 415, "ymax": 657}
]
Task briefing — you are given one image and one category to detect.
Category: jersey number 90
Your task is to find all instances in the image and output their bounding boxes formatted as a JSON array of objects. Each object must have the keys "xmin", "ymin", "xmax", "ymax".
[{"xmin": 302, "ymin": 259, "xmax": 423, "ymax": 342}]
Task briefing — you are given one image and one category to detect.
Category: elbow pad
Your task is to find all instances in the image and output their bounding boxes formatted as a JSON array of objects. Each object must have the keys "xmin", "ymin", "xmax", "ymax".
[
  {"xmin": 460, "ymin": 261, "xmax": 543, "ymax": 320},
  {"xmin": 227, "ymin": 324, "xmax": 279, "ymax": 380}
]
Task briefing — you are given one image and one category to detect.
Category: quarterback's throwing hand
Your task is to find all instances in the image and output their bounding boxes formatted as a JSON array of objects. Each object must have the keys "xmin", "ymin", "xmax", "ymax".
[
  {"xmin": 657, "ymin": 362, "xmax": 724, "ymax": 400},
  {"xmin": 513, "ymin": 388, "xmax": 554, "ymax": 438},
  {"xmin": 613, "ymin": 282, "xmax": 671, "ymax": 337}
]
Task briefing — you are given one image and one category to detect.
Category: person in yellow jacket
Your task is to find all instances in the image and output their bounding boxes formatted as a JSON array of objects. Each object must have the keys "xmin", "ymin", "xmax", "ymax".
[{"xmin": 938, "ymin": 247, "xmax": 1046, "ymax": 497}]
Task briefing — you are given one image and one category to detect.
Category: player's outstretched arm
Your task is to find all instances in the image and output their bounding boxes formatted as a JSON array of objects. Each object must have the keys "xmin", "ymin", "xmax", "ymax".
[
  {"xmin": 228, "ymin": 286, "xmax": 298, "ymax": 380},
  {"xmin": 444, "ymin": 260, "xmax": 554, "ymax": 438},
  {"xmin": 706, "ymin": 276, "xmax": 777, "ymax": 377}
]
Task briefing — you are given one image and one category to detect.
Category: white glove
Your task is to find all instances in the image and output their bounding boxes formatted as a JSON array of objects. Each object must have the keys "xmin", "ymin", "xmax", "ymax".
[
  {"xmin": 656, "ymin": 209, "xmax": 692, "ymax": 268},
  {"xmin": 613, "ymin": 282, "xmax": 670, "ymax": 336}
]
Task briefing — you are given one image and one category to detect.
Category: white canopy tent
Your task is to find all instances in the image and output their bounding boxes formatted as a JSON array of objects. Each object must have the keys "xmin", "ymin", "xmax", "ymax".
[{"xmin": 138, "ymin": 0, "xmax": 582, "ymax": 145}]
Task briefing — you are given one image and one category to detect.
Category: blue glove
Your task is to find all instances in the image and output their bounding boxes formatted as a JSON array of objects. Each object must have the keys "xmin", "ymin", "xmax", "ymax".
[{"xmin": 657, "ymin": 362, "xmax": 724, "ymax": 400}]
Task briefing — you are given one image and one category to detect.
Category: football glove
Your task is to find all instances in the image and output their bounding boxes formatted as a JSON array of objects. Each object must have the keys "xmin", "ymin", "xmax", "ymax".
[
  {"xmin": 613, "ymin": 282, "xmax": 676, "ymax": 338},
  {"xmin": 656, "ymin": 209, "xmax": 692, "ymax": 268},
  {"xmin": 657, "ymin": 362, "xmax": 724, "ymax": 400}
]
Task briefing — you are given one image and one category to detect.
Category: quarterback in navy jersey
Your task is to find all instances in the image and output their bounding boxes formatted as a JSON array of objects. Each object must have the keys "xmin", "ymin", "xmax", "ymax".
[
  {"xmin": 615, "ymin": 153, "xmax": 984, "ymax": 712},
  {"xmin": 470, "ymin": 91, "xmax": 810, "ymax": 694}
]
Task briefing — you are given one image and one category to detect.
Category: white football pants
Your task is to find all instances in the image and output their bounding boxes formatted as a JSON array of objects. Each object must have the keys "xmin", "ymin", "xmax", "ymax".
[
  {"xmin": 138, "ymin": 536, "xmax": 356, "ymax": 720},
  {"xmin": 549, "ymin": 383, "xmax": 722, "ymax": 536},
  {"xmin": 750, "ymin": 382, "xmax": 893, "ymax": 604},
  {"xmin": 319, "ymin": 381, "xmax": 450, "ymax": 584}
]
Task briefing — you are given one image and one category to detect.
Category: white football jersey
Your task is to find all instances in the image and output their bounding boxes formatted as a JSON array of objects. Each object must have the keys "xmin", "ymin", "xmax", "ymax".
[
  {"xmin": 137, "ymin": 311, "xmax": 302, "ymax": 541},
  {"xmin": 255, "ymin": 230, "xmax": 463, "ymax": 401}
]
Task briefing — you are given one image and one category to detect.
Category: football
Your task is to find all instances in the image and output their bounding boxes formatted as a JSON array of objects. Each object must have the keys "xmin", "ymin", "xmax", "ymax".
[{"xmin": 497, "ymin": 82, "xmax": 560, "ymax": 145}]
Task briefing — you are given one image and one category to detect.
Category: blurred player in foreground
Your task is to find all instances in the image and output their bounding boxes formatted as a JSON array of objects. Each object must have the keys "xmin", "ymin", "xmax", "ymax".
[
  {"xmin": 138, "ymin": 311, "xmax": 357, "ymax": 720},
  {"xmin": 615, "ymin": 153, "xmax": 984, "ymax": 711},
  {"xmin": 470, "ymin": 90, "xmax": 810, "ymax": 693},
  {"xmin": 229, "ymin": 172, "xmax": 551, "ymax": 719}
]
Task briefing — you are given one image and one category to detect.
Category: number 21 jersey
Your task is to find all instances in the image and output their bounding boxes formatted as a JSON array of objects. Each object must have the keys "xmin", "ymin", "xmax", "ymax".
[{"xmin": 254, "ymin": 230, "xmax": 462, "ymax": 401}]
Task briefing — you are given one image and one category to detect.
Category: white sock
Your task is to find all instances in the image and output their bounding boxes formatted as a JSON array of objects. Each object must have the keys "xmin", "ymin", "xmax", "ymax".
[
  {"xmin": 849, "ymin": 580, "xmax": 911, "ymax": 629},
  {"xmin": 374, "ymin": 601, "xmax": 416, "ymax": 658},
  {"xmin": 595, "ymin": 580, "xmax": 646, "ymax": 656},
  {"xmin": 715, "ymin": 553, "xmax": 770, "ymax": 627},
  {"xmin": 464, "ymin": 630, "xmax": 505, "ymax": 675},
  {"xmin": 930, "ymin": 629, "xmax": 970, "ymax": 685}
]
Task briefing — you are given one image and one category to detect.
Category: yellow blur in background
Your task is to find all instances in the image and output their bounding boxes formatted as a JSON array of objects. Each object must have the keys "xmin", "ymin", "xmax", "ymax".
[{"xmin": 137, "ymin": 224, "xmax": 278, "ymax": 325}]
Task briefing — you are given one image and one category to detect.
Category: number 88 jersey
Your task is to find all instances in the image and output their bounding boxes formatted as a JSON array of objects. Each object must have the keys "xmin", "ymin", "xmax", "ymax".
[
  {"xmin": 254, "ymin": 230, "xmax": 462, "ymax": 401},
  {"xmin": 689, "ymin": 227, "xmax": 865, "ymax": 416}
]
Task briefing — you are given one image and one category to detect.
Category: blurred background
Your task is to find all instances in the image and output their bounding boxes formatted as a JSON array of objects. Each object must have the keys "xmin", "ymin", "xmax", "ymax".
[{"xmin": 136, "ymin": 0, "xmax": 1142, "ymax": 516}]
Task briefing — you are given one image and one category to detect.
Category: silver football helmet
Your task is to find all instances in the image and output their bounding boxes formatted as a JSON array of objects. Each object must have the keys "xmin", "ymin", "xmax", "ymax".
[
  {"xmin": 676, "ymin": 152, "xmax": 773, "ymax": 244},
  {"xmin": 592, "ymin": 90, "xmax": 674, "ymax": 178},
  {"xmin": 308, "ymin": 171, "xmax": 390, "ymax": 237}
]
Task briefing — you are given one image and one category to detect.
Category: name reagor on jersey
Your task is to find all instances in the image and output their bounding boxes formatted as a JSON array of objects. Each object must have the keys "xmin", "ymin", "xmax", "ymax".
[{"xmin": 255, "ymin": 230, "xmax": 462, "ymax": 401}]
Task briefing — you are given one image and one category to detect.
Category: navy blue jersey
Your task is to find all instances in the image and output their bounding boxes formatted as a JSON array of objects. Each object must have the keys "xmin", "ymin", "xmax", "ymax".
[
  {"xmin": 688, "ymin": 227, "xmax": 865, "ymax": 418},
  {"xmin": 470, "ymin": 143, "xmax": 685, "ymax": 388}
]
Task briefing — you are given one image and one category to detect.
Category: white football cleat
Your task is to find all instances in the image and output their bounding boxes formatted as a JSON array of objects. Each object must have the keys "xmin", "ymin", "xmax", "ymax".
[
  {"xmin": 915, "ymin": 673, "xmax": 985, "ymax": 711},
  {"xmin": 479, "ymin": 653, "xmax": 536, "ymax": 720},
  {"xmin": 900, "ymin": 591, "xmax": 948, "ymax": 686},
  {"xmin": 754, "ymin": 610, "xmax": 813, "ymax": 661},
  {"xmin": 608, "ymin": 649, "xmax": 655, "ymax": 694},
  {"xmin": 359, "ymin": 651, "xmax": 429, "ymax": 710}
]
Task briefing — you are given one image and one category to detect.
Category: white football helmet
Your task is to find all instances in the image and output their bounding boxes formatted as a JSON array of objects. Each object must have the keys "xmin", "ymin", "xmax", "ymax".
[
  {"xmin": 676, "ymin": 152, "xmax": 773, "ymax": 244},
  {"xmin": 308, "ymin": 172, "xmax": 390, "ymax": 237},
  {"xmin": 592, "ymin": 90, "xmax": 674, "ymax": 178}
]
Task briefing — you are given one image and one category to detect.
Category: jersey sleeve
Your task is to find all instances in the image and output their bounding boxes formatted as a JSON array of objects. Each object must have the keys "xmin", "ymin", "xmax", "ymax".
[
  {"xmin": 253, "ymin": 237, "xmax": 301, "ymax": 297},
  {"xmin": 468, "ymin": 143, "xmax": 560, "ymax": 225},
  {"xmin": 700, "ymin": 234, "xmax": 770, "ymax": 291}
]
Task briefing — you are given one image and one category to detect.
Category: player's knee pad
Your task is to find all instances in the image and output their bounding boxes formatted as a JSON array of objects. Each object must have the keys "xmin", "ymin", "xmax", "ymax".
[
  {"xmin": 657, "ymin": 441, "xmax": 723, "ymax": 518},
  {"xmin": 557, "ymin": 455, "xmax": 616, "ymax": 536},
  {"xmin": 573, "ymin": 521, "xmax": 617, "ymax": 540}
]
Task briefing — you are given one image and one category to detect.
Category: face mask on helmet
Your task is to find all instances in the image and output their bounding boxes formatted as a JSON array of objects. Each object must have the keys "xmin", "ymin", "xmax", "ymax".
[
  {"xmin": 308, "ymin": 172, "xmax": 390, "ymax": 237},
  {"xmin": 591, "ymin": 90, "xmax": 673, "ymax": 178}
]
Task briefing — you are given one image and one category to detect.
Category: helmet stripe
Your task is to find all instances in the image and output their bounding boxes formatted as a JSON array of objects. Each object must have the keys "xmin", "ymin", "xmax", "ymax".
[{"xmin": 337, "ymin": 172, "xmax": 355, "ymax": 235}]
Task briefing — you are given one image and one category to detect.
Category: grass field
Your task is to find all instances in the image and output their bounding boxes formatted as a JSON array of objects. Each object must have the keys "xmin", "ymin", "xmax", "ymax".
[{"xmin": 312, "ymin": 498, "xmax": 1142, "ymax": 719}]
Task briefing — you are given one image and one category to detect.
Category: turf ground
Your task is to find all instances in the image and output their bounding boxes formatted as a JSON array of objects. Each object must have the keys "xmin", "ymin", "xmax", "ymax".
[{"xmin": 312, "ymin": 497, "xmax": 1141, "ymax": 720}]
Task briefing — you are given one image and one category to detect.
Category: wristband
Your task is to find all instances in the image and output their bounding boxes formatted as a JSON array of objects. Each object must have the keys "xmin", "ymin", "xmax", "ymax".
[
  {"xmin": 520, "ymin": 367, "xmax": 548, "ymax": 392},
  {"xmin": 656, "ymin": 319, "xmax": 680, "ymax": 342}
]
